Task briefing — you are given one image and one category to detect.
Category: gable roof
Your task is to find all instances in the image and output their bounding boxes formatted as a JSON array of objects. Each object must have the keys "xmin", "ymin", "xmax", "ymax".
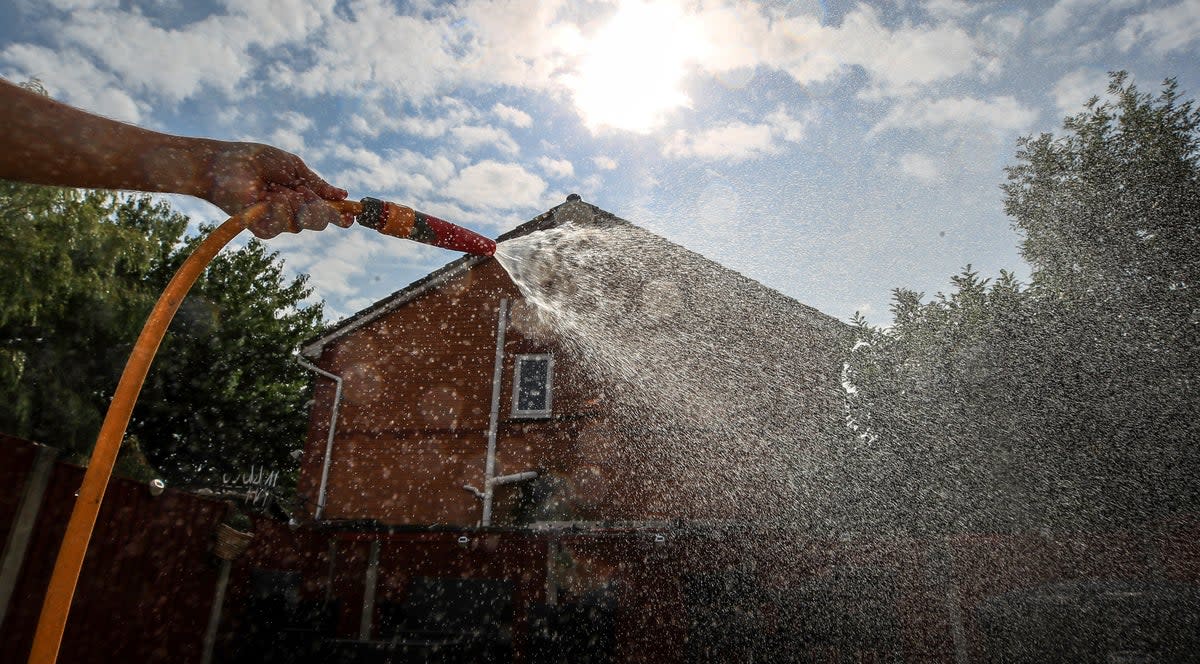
[{"xmin": 300, "ymin": 195, "xmax": 844, "ymax": 358}]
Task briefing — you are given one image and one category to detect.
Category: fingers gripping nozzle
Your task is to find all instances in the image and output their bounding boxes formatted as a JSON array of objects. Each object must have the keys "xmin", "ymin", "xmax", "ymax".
[{"xmin": 356, "ymin": 197, "xmax": 496, "ymax": 256}]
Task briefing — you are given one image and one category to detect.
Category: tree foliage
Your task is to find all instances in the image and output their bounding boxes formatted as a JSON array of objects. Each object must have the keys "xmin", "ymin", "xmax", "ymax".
[
  {"xmin": 0, "ymin": 184, "xmax": 181, "ymax": 451},
  {"xmin": 0, "ymin": 182, "xmax": 324, "ymax": 483},
  {"xmin": 1006, "ymin": 71, "xmax": 1200, "ymax": 306},
  {"xmin": 131, "ymin": 231, "xmax": 325, "ymax": 479},
  {"xmin": 844, "ymin": 73, "xmax": 1200, "ymax": 533}
]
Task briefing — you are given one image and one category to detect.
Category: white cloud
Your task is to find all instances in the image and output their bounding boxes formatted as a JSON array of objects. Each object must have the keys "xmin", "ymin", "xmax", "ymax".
[
  {"xmin": 266, "ymin": 226, "xmax": 436, "ymax": 319},
  {"xmin": 1117, "ymin": 0, "xmax": 1200, "ymax": 54},
  {"xmin": 450, "ymin": 125, "xmax": 520, "ymax": 155},
  {"xmin": 1040, "ymin": 0, "xmax": 1141, "ymax": 35},
  {"xmin": 280, "ymin": 110, "xmax": 315, "ymax": 133},
  {"xmin": 578, "ymin": 173, "xmax": 603, "ymax": 199},
  {"xmin": 345, "ymin": 97, "xmax": 481, "ymax": 141},
  {"xmin": 444, "ymin": 160, "xmax": 548, "ymax": 210},
  {"xmin": 329, "ymin": 145, "xmax": 456, "ymax": 197},
  {"xmin": 662, "ymin": 106, "xmax": 811, "ymax": 162},
  {"xmin": 269, "ymin": 0, "xmax": 459, "ymax": 99},
  {"xmin": 1041, "ymin": 0, "xmax": 1105, "ymax": 34},
  {"xmin": 224, "ymin": 0, "xmax": 336, "ymax": 48},
  {"xmin": 664, "ymin": 121, "xmax": 779, "ymax": 162},
  {"xmin": 873, "ymin": 95, "xmax": 1039, "ymax": 135},
  {"xmin": 5, "ymin": 0, "xmax": 334, "ymax": 106},
  {"xmin": 691, "ymin": 2, "xmax": 773, "ymax": 73},
  {"xmin": 270, "ymin": 128, "xmax": 306, "ymax": 153},
  {"xmin": 1, "ymin": 44, "xmax": 144, "ymax": 122},
  {"xmin": 492, "ymin": 102, "xmax": 532, "ymax": 128},
  {"xmin": 765, "ymin": 105, "xmax": 811, "ymax": 142},
  {"xmin": 898, "ymin": 153, "xmax": 942, "ymax": 183},
  {"xmin": 592, "ymin": 156, "xmax": 618, "ymax": 170},
  {"xmin": 396, "ymin": 110, "xmax": 471, "ymax": 139},
  {"xmin": 269, "ymin": 111, "xmax": 316, "ymax": 152},
  {"xmin": 267, "ymin": 231, "xmax": 374, "ymax": 299},
  {"xmin": 975, "ymin": 11, "xmax": 1028, "ymax": 79},
  {"xmin": 838, "ymin": 8, "xmax": 981, "ymax": 97},
  {"xmin": 746, "ymin": 14, "xmax": 842, "ymax": 85},
  {"xmin": 451, "ymin": 0, "xmax": 583, "ymax": 91},
  {"xmin": 1052, "ymin": 69, "xmax": 1109, "ymax": 116},
  {"xmin": 57, "ymin": 7, "xmax": 275, "ymax": 101},
  {"xmin": 923, "ymin": 0, "xmax": 976, "ymax": 20},
  {"xmin": 338, "ymin": 297, "xmax": 375, "ymax": 318},
  {"xmin": 744, "ymin": 6, "xmax": 984, "ymax": 98},
  {"xmin": 45, "ymin": 0, "xmax": 118, "ymax": 9},
  {"xmin": 268, "ymin": 0, "xmax": 581, "ymax": 103},
  {"xmin": 537, "ymin": 156, "xmax": 575, "ymax": 179},
  {"xmin": 313, "ymin": 235, "xmax": 402, "ymax": 298},
  {"xmin": 214, "ymin": 105, "xmax": 246, "ymax": 130}
]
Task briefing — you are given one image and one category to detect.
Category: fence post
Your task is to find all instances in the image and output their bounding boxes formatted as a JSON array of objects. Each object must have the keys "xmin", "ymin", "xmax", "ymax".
[
  {"xmin": 0, "ymin": 444, "xmax": 59, "ymax": 630},
  {"xmin": 200, "ymin": 559, "xmax": 233, "ymax": 664},
  {"xmin": 359, "ymin": 540, "xmax": 381, "ymax": 640},
  {"xmin": 930, "ymin": 537, "xmax": 969, "ymax": 663}
]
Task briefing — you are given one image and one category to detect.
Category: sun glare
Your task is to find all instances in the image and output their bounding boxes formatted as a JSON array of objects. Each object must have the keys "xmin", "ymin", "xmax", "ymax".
[{"xmin": 571, "ymin": 1, "xmax": 707, "ymax": 133}]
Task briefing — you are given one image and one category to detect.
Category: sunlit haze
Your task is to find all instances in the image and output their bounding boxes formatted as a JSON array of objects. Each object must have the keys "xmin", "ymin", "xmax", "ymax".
[
  {"xmin": 1, "ymin": 0, "xmax": 1197, "ymax": 323},
  {"xmin": 570, "ymin": 1, "xmax": 706, "ymax": 132}
]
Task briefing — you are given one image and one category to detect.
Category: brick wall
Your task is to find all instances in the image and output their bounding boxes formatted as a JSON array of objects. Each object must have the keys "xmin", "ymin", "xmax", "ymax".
[{"xmin": 296, "ymin": 251, "xmax": 847, "ymax": 526}]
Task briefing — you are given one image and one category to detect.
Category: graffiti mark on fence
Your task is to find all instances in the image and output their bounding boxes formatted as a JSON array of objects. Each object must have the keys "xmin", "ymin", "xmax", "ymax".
[{"xmin": 218, "ymin": 465, "xmax": 282, "ymax": 508}]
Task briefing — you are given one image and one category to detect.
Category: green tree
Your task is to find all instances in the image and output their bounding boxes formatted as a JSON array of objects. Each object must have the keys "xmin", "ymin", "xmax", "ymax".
[
  {"xmin": 1006, "ymin": 72, "xmax": 1199, "ymax": 308},
  {"xmin": 131, "ymin": 233, "xmax": 325, "ymax": 480},
  {"xmin": 0, "ymin": 184, "xmax": 183, "ymax": 453},
  {"xmin": 0, "ymin": 182, "xmax": 324, "ymax": 484},
  {"xmin": 843, "ymin": 269, "xmax": 1062, "ymax": 533},
  {"xmin": 843, "ymin": 73, "xmax": 1200, "ymax": 533},
  {"xmin": 1003, "ymin": 73, "xmax": 1199, "ymax": 465}
]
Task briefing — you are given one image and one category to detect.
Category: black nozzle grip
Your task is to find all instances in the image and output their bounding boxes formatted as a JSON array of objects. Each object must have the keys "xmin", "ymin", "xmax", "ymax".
[{"xmin": 357, "ymin": 197, "xmax": 385, "ymax": 230}]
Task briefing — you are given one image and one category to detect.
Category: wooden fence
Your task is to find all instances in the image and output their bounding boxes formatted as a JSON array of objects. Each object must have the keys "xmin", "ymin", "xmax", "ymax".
[
  {"xmin": 4, "ymin": 433, "xmax": 1200, "ymax": 663},
  {"xmin": 0, "ymin": 434, "xmax": 226, "ymax": 663}
]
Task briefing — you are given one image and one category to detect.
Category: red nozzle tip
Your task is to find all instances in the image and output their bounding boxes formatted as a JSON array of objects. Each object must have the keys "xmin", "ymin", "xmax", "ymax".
[{"xmin": 422, "ymin": 214, "xmax": 496, "ymax": 256}]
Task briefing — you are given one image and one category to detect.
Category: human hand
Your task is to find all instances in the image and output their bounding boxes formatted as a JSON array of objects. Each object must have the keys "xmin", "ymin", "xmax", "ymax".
[{"xmin": 203, "ymin": 141, "xmax": 350, "ymax": 239}]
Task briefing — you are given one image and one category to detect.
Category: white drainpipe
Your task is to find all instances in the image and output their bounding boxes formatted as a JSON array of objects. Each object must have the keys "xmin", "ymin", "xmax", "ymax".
[
  {"xmin": 493, "ymin": 471, "xmax": 540, "ymax": 486},
  {"xmin": 296, "ymin": 356, "xmax": 343, "ymax": 521},
  {"xmin": 481, "ymin": 298, "xmax": 510, "ymax": 526},
  {"xmin": 465, "ymin": 471, "xmax": 541, "ymax": 502},
  {"xmin": 470, "ymin": 298, "xmax": 539, "ymax": 523}
]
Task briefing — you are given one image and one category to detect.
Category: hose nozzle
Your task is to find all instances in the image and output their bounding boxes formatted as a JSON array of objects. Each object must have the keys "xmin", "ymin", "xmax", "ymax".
[{"xmin": 354, "ymin": 197, "xmax": 496, "ymax": 256}]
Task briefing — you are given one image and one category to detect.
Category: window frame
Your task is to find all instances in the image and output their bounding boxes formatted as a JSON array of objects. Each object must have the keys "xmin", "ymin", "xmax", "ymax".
[{"xmin": 511, "ymin": 353, "xmax": 554, "ymax": 419}]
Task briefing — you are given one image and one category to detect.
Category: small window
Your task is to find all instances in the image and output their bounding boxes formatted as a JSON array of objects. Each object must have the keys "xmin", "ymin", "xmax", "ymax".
[{"xmin": 512, "ymin": 354, "xmax": 553, "ymax": 418}]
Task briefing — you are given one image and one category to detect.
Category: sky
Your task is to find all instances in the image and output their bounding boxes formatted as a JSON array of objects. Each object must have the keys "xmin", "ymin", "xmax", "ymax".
[{"xmin": 2, "ymin": 0, "xmax": 1199, "ymax": 323}]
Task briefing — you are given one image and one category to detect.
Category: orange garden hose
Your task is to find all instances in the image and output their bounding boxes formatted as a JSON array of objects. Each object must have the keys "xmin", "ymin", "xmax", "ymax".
[
  {"xmin": 26, "ymin": 204, "xmax": 267, "ymax": 664},
  {"xmin": 26, "ymin": 196, "xmax": 495, "ymax": 664}
]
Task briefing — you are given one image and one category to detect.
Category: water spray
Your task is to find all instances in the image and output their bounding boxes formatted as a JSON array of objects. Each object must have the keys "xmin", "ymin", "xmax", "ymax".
[{"xmin": 28, "ymin": 197, "xmax": 494, "ymax": 664}]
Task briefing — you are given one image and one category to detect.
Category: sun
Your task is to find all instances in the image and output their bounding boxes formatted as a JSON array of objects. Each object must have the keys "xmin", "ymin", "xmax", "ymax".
[{"xmin": 569, "ymin": 1, "xmax": 707, "ymax": 133}]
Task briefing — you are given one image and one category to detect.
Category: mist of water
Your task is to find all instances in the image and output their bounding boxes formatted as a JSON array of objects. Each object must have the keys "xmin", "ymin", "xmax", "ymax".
[{"xmin": 495, "ymin": 215, "xmax": 850, "ymax": 524}]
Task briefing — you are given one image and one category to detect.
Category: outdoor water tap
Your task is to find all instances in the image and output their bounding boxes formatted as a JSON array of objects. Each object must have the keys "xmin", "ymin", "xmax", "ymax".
[{"xmin": 335, "ymin": 197, "xmax": 496, "ymax": 256}]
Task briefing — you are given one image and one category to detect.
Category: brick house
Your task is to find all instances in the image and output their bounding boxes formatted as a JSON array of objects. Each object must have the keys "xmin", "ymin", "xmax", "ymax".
[
  {"xmin": 284, "ymin": 197, "xmax": 1200, "ymax": 662},
  {"xmin": 3, "ymin": 195, "xmax": 1194, "ymax": 662},
  {"xmin": 294, "ymin": 196, "xmax": 848, "ymax": 528},
  {"xmin": 3, "ymin": 200, "xmax": 1196, "ymax": 660}
]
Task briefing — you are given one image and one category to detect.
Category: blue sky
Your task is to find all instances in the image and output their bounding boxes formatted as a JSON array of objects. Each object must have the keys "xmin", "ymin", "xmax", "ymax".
[{"xmin": 2, "ymin": 0, "xmax": 1199, "ymax": 323}]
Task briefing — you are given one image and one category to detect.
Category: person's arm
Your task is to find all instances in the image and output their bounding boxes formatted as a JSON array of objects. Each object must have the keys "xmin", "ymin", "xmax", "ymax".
[{"xmin": 0, "ymin": 78, "xmax": 348, "ymax": 238}]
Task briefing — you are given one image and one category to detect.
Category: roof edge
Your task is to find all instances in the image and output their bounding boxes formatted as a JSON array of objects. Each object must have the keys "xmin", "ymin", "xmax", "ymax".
[
  {"xmin": 299, "ymin": 196, "xmax": 588, "ymax": 359},
  {"xmin": 299, "ymin": 195, "xmax": 846, "ymax": 359}
]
